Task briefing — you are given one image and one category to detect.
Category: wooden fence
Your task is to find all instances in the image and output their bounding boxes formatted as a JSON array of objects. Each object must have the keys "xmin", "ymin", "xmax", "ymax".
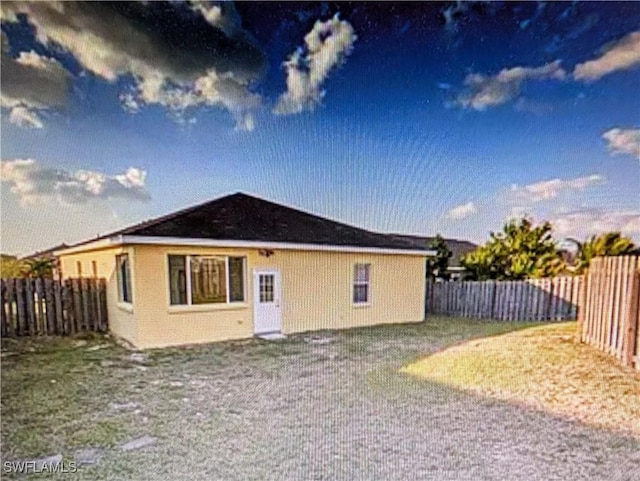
[
  {"xmin": 425, "ymin": 276, "xmax": 584, "ymax": 321},
  {"xmin": 579, "ymin": 256, "xmax": 640, "ymax": 370},
  {"xmin": 0, "ymin": 278, "xmax": 108, "ymax": 337}
]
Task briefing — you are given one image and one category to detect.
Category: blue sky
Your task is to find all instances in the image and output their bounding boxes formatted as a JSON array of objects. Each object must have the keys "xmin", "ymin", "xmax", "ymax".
[{"xmin": 1, "ymin": 1, "xmax": 639, "ymax": 255}]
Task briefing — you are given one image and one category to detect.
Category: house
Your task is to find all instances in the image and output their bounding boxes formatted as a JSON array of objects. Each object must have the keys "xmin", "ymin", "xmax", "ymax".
[
  {"xmin": 390, "ymin": 235, "xmax": 477, "ymax": 279},
  {"xmin": 56, "ymin": 193, "xmax": 434, "ymax": 349}
]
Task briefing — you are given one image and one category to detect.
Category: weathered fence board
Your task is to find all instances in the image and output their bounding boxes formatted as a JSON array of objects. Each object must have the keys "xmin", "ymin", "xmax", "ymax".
[
  {"xmin": 0, "ymin": 278, "xmax": 107, "ymax": 337},
  {"xmin": 426, "ymin": 276, "xmax": 584, "ymax": 322},
  {"xmin": 580, "ymin": 256, "xmax": 639, "ymax": 370}
]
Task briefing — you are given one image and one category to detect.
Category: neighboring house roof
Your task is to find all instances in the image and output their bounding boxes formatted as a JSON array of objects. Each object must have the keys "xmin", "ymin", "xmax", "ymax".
[
  {"xmin": 21, "ymin": 243, "xmax": 69, "ymax": 260},
  {"xmin": 58, "ymin": 193, "xmax": 434, "ymax": 256},
  {"xmin": 389, "ymin": 235, "xmax": 477, "ymax": 267}
]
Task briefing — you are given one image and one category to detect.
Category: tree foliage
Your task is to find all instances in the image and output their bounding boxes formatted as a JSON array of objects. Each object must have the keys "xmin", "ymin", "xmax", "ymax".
[
  {"xmin": 425, "ymin": 234, "xmax": 452, "ymax": 280},
  {"xmin": 574, "ymin": 232, "xmax": 636, "ymax": 273},
  {"xmin": 461, "ymin": 218, "xmax": 565, "ymax": 280},
  {"xmin": 23, "ymin": 258, "xmax": 55, "ymax": 278},
  {"xmin": 0, "ymin": 254, "xmax": 25, "ymax": 278},
  {"xmin": 0, "ymin": 255, "xmax": 56, "ymax": 278}
]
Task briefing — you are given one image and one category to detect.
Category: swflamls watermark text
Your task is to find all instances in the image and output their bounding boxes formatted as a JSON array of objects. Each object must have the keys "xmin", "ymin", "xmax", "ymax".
[{"xmin": 4, "ymin": 460, "xmax": 78, "ymax": 474}]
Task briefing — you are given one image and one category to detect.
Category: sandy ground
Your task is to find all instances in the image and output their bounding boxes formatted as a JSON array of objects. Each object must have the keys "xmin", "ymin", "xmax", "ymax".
[{"xmin": 2, "ymin": 318, "xmax": 639, "ymax": 480}]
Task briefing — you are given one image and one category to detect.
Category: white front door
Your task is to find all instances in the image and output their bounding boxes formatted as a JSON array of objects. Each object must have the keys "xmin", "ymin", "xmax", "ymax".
[{"xmin": 253, "ymin": 269, "xmax": 282, "ymax": 334}]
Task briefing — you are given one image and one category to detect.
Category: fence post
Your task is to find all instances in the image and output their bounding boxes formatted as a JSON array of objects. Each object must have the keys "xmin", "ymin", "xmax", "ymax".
[
  {"xmin": 44, "ymin": 278, "xmax": 56, "ymax": 335},
  {"xmin": 5, "ymin": 279, "xmax": 15, "ymax": 337},
  {"xmin": 576, "ymin": 274, "xmax": 587, "ymax": 342},
  {"xmin": 0, "ymin": 280, "xmax": 6, "ymax": 338},
  {"xmin": 34, "ymin": 278, "xmax": 44, "ymax": 335},
  {"xmin": 622, "ymin": 270, "xmax": 640, "ymax": 368},
  {"xmin": 98, "ymin": 278, "xmax": 108, "ymax": 331},
  {"xmin": 54, "ymin": 280, "xmax": 64, "ymax": 334}
]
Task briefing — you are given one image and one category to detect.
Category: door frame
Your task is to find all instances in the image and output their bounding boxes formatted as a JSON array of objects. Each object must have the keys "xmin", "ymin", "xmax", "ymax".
[{"xmin": 253, "ymin": 268, "xmax": 282, "ymax": 334}]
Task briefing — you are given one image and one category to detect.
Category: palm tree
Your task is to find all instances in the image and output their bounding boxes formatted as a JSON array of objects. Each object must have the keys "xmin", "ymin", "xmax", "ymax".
[
  {"xmin": 571, "ymin": 232, "xmax": 636, "ymax": 273},
  {"xmin": 23, "ymin": 258, "xmax": 55, "ymax": 278}
]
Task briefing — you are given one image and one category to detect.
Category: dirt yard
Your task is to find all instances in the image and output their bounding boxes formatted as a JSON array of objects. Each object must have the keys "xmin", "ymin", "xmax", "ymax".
[{"xmin": 2, "ymin": 317, "xmax": 639, "ymax": 480}]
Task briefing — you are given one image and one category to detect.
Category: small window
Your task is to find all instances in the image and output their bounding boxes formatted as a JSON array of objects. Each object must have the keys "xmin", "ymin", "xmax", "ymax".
[
  {"xmin": 228, "ymin": 257, "xmax": 246, "ymax": 303},
  {"xmin": 168, "ymin": 255, "xmax": 246, "ymax": 306},
  {"xmin": 91, "ymin": 260, "xmax": 98, "ymax": 278},
  {"xmin": 76, "ymin": 261, "xmax": 83, "ymax": 277},
  {"xmin": 168, "ymin": 255, "xmax": 187, "ymax": 305},
  {"xmin": 353, "ymin": 263, "xmax": 370, "ymax": 304},
  {"xmin": 259, "ymin": 274, "xmax": 274, "ymax": 303},
  {"xmin": 116, "ymin": 254, "xmax": 132, "ymax": 304}
]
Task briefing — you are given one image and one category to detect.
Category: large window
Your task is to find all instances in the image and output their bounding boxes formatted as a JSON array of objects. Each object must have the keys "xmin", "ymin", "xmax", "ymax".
[
  {"xmin": 116, "ymin": 254, "xmax": 132, "ymax": 304},
  {"xmin": 353, "ymin": 263, "xmax": 370, "ymax": 305},
  {"xmin": 168, "ymin": 255, "xmax": 246, "ymax": 306}
]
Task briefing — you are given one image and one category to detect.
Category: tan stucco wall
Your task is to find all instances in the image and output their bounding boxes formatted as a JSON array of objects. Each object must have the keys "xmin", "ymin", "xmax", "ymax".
[
  {"xmin": 60, "ymin": 244, "xmax": 427, "ymax": 349},
  {"xmin": 59, "ymin": 246, "xmax": 137, "ymax": 345},
  {"xmin": 274, "ymin": 249, "xmax": 426, "ymax": 334},
  {"xmin": 133, "ymin": 245, "xmax": 255, "ymax": 348}
]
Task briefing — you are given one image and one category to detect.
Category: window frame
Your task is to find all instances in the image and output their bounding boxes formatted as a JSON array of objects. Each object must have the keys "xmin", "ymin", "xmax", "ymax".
[
  {"xmin": 352, "ymin": 263, "xmax": 371, "ymax": 306},
  {"xmin": 167, "ymin": 254, "xmax": 246, "ymax": 307},
  {"xmin": 115, "ymin": 254, "xmax": 133, "ymax": 305}
]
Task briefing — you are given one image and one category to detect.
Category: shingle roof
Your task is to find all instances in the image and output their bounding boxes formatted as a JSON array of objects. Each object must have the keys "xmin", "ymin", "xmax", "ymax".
[
  {"xmin": 389, "ymin": 234, "xmax": 477, "ymax": 267},
  {"xmin": 21, "ymin": 243, "xmax": 69, "ymax": 260},
  {"xmin": 102, "ymin": 193, "xmax": 428, "ymax": 252}
]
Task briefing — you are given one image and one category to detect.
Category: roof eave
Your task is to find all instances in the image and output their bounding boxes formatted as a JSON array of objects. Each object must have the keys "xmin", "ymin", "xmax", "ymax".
[
  {"xmin": 54, "ymin": 235, "xmax": 124, "ymax": 256},
  {"xmin": 57, "ymin": 235, "xmax": 435, "ymax": 257}
]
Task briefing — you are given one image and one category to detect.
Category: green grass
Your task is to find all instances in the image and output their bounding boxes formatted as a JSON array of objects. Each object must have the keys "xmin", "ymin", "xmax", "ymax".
[
  {"xmin": 1, "ymin": 334, "xmax": 149, "ymax": 460},
  {"xmin": 0, "ymin": 331, "xmax": 310, "ymax": 463},
  {"xmin": 338, "ymin": 317, "xmax": 544, "ymax": 361},
  {"xmin": 4, "ymin": 316, "xmax": 636, "ymax": 471},
  {"xmin": 402, "ymin": 322, "xmax": 640, "ymax": 436}
]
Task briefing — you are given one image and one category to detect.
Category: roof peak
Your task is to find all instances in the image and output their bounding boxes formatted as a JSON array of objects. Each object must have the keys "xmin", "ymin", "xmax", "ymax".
[{"xmin": 64, "ymin": 192, "xmax": 428, "ymax": 252}]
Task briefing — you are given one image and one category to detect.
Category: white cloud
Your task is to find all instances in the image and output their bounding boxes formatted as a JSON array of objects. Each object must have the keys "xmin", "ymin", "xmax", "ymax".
[
  {"xmin": 442, "ymin": 2, "xmax": 470, "ymax": 32},
  {"xmin": 574, "ymin": 31, "xmax": 640, "ymax": 81},
  {"xmin": 509, "ymin": 174, "xmax": 606, "ymax": 202},
  {"xmin": 495, "ymin": 61, "xmax": 567, "ymax": 83},
  {"xmin": 190, "ymin": 1, "xmax": 241, "ymax": 37},
  {"xmin": 1, "ymin": 1, "xmax": 265, "ymax": 130},
  {"xmin": 274, "ymin": 14, "xmax": 357, "ymax": 115},
  {"xmin": 0, "ymin": 31, "xmax": 70, "ymax": 127},
  {"xmin": 551, "ymin": 209, "xmax": 640, "ymax": 239},
  {"xmin": 602, "ymin": 127, "xmax": 640, "ymax": 160},
  {"xmin": 448, "ymin": 201, "xmax": 478, "ymax": 220},
  {"xmin": 0, "ymin": 159, "xmax": 150, "ymax": 205},
  {"xmin": 8, "ymin": 106, "xmax": 43, "ymax": 128},
  {"xmin": 235, "ymin": 112, "xmax": 255, "ymax": 132},
  {"xmin": 456, "ymin": 60, "xmax": 566, "ymax": 110},
  {"xmin": 118, "ymin": 69, "xmax": 261, "ymax": 129}
]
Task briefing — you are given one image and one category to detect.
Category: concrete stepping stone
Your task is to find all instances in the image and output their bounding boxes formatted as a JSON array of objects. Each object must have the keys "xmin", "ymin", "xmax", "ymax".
[
  {"xmin": 120, "ymin": 436, "xmax": 156, "ymax": 452},
  {"xmin": 111, "ymin": 401, "xmax": 138, "ymax": 410},
  {"xmin": 74, "ymin": 448, "xmax": 103, "ymax": 465}
]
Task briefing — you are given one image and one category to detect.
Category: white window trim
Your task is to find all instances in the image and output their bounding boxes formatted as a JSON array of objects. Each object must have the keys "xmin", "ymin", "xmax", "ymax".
[
  {"xmin": 117, "ymin": 302, "xmax": 134, "ymax": 313},
  {"xmin": 168, "ymin": 254, "xmax": 246, "ymax": 308},
  {"xmin": 353, "ymin": 263, "xmax": 371, "ymax": 307},
  {"xmin": 168, "ymin": 302, "xmax": 248, "ymax": 314},
  {"xmin": 116, "ymin": 254, "xmax": 133, "ymax": 306},
  {"xmin": 225, "ymin": 256, "xmax": 231, "ymax": 303}
]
